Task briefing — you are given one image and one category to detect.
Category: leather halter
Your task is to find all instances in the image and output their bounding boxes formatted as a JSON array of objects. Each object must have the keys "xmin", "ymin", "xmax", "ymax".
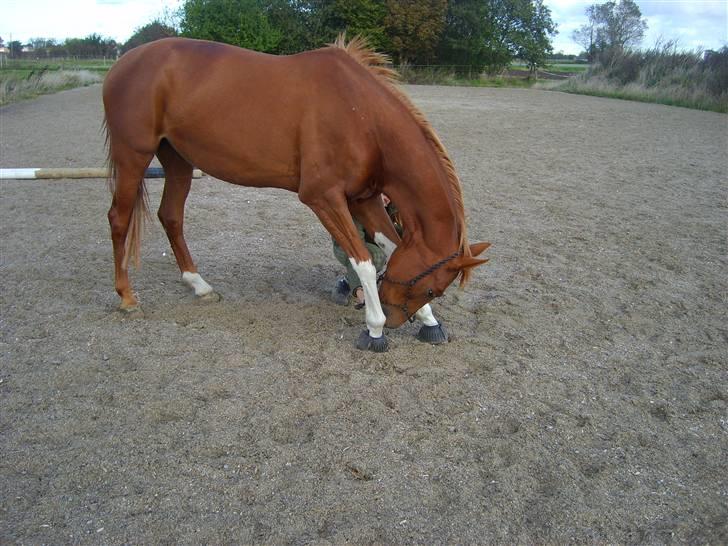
[{"xmin": 379, "ymin": 250, "xmax": 461, "ymax": 320}]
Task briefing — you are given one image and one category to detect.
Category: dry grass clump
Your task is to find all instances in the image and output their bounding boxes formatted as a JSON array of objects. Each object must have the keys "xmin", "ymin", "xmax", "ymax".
[{"xmin": 0, "ymin": 69, "xmax": 102, "ymax": 105}]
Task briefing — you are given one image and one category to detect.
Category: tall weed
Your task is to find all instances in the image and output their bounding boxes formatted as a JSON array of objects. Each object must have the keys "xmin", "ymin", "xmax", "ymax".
[
  {"xmin": 0, "ymin": 69, "xmax": 102, "ymax": 105},
  {"xmin": 545, "ymin": 43, "xmax": 728, "ymax": 113}
]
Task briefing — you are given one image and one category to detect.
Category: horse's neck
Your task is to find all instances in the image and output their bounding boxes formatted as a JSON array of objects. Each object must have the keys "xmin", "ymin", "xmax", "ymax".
[{"xmin": 384, "ymin": 161, "xmax": 459, "ymax": 257}]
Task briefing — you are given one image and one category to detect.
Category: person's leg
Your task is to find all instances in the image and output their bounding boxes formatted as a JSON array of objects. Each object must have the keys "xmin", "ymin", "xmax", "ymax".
[{"xmin": 332, "ymin": 242, "xmax": 359, "ymax": 304}]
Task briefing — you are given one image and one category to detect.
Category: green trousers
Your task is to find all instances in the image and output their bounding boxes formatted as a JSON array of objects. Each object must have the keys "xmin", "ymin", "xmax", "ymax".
[{"xmin": 333, "ymin": 239, "xmax": 387, "ymax": 289}]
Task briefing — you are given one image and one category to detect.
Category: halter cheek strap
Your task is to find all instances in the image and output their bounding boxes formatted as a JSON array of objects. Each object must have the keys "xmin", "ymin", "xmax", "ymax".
[{"xmin": 379, "ymin": 250, "xmax": 461, "ymax": 320}]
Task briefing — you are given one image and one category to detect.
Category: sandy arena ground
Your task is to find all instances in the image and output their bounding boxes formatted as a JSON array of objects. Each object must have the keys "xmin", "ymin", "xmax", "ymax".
[{"xmin": 1, "ymin": 84, "xmax": 726, "ymax": 544}]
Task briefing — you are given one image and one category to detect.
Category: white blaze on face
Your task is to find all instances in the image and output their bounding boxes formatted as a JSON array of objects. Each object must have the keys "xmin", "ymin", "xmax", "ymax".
[
  {"xmin": 414, "ymin": 303, "xmax": 439, "ymax": 327},
  {"xmin": 182, "ymin": 271, "xmax": 214, "ymax": 296},
  {"xmin": 374, "ymin": 232, "xmax": 398, "ymax": 260},
  {"xmin": 349, "ymin": 258, "xmax": 386, "ymax": 338}
]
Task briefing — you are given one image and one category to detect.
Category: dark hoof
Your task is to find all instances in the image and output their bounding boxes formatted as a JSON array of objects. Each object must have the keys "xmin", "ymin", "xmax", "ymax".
[
  {"xmin": 416, "ymin": 324, "xmax": 448, "ymax": 345},
  {"xmin": 356, "ymin": 330, "xmax": 389, "ymax": 352}
]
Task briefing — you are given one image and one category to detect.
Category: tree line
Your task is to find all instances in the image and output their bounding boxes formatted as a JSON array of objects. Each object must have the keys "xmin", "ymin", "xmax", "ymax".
[
  {"xmin": 4, "ymin": 0, "xmax": 558, "ymax": 74},
  {"xmin": 1, "ymin": 34, "xmax": 118, "ymax": 59},
  {"xmin": 173, "ymin": 0, "xmax": 557, "ymax": 73}
]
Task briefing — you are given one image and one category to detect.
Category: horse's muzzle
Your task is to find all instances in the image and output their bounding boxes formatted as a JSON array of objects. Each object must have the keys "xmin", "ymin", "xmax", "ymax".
[{"xmin": 382, "ymin": 304, "xmax": 408, "ymax": 329}]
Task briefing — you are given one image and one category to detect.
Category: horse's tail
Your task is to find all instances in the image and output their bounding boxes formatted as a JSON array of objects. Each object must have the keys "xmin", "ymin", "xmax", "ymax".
[{"xmin": 103, "ymin": 115, "xmax": 148, "ymax": 270}]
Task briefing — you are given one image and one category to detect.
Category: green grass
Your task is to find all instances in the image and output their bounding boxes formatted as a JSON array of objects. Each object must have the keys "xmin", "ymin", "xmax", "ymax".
[
  {"xmin": 467, "ymin": 76, "xmax": 539, "ymax": 88},
  {"xmin": 509, "ymin": 62, "xmax": 589, "ymax": 74},
  {"xmin": 544, "ymin": 63, "xmax": 589, "ymax": 74},
  {"xmin": 398, "ymin": 65, "xmax": 545, "ymax": 88}
]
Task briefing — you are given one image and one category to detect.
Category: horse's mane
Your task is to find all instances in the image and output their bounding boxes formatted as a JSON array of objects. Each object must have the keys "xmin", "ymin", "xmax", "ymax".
[{"xmin": 330, "ymin": 34, "xmax": 473, "ymax": 285}]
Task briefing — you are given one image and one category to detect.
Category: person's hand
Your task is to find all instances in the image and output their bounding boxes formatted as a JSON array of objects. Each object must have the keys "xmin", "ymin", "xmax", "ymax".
[{"xmin": 354, "ymin": 286, "xmax": 365, "ymax": 309}]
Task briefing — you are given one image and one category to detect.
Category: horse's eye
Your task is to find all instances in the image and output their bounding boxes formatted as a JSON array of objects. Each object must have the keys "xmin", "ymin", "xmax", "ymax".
[{"xmin": 427, "ymin": 288, "xmax": 434, "ymax": 297}]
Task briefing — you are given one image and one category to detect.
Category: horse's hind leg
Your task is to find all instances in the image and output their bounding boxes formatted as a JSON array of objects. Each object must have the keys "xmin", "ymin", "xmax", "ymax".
[
  {"xmin": 108, "ymin": 147, "xmax": 154, "ymax": 311},
  {"xmin": 156, "ymin": 140, "xmax": 215, "ymax": 299}
]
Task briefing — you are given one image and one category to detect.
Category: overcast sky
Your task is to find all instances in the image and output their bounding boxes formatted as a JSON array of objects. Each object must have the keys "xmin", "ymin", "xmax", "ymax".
[
  {"xmin": 1, "ymin": 0, "xmax": 726, "ymax": 54},
  {"xmin": 545, "ymin": 0, "xmax": 728, "ymax": 54}
]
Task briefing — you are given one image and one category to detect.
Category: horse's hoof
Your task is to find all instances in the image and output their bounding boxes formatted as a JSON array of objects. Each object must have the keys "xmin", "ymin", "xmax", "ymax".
[
  {"xmin": 356, "ymin": 330, "xmax": 389, "ymax": 352},
  {"xmin": 198, "ymin": 291, "xmax": 222, "ymax": 303},
  {"xmin": 416, "ymin": 323, "xmax": 448, "ymax": 345}
]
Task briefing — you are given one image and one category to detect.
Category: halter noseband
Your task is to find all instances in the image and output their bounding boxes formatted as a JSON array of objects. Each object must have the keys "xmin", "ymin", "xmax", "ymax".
[{"xmin": 379, "ymin": 250, "xmax": 461, "ymax": 320}]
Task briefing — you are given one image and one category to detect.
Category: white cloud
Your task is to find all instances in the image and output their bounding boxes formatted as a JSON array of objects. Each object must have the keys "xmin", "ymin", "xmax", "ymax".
[
  {"xmin": 0, "ymin": 0, "xmax": 181, "ymax": 44},
  {"xmin": 545, "ymin": 0, "xmax": 727, "ymax": 55}
]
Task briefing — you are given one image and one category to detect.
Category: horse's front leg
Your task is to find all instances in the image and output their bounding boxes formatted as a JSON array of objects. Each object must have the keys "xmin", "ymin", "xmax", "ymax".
[
  {"xmin": 348, "ymin": 258, "xmax": 390, "ymax": 352},
  {"xmin": 349, "ymin": 195, "xmax": 400, "ymax": 260},
  {"xmin": 301, "ymin": 191, "xmax": 389, "ymax": 352},
  {"xmin": 414, "ymin": 304, "xmax": 449, "ymax": 345},
  {"xmin": 351, "ymin": 196, "xmax": 448, "ymax": 345}
]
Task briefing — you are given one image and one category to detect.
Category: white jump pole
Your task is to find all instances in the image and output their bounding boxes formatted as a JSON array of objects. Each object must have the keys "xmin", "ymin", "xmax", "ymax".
[{"xmin": 0, "ymin": 167, "xmax": 204, "ymax": 180}]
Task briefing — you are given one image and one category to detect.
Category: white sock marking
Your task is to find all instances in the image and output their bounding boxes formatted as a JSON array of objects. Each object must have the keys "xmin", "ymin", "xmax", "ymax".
[
  {"xmin": 374, "ymin": 232, "xmax": 398, "ymax": 260},
  {"xmin": 349, "ymin": 258, "xmax": 386, "ymax": 338},
  {"xmin": 182, "ymin": 271, "xmax": 213, "ymax": 296},
  {"xmin": 415, "ymin": 304, "xmax": 439, "ymax": 327}
]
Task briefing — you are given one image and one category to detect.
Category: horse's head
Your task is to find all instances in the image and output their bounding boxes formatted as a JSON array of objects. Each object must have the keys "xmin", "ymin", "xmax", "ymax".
[{"xmin": 379, "ymin": 242, "xmax": 490, "ymax": 328}]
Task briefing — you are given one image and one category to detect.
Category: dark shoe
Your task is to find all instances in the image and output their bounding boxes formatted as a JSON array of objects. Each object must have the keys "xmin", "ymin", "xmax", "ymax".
[{"xmin": 332, "ymin": 277, "xmax": 350, "ymax": 305}]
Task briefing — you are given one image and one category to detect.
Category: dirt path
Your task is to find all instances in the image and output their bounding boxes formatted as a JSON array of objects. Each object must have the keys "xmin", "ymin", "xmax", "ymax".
[{"xmin": 1, "ymin": 84, "xmax": 726, "ymax": 544}]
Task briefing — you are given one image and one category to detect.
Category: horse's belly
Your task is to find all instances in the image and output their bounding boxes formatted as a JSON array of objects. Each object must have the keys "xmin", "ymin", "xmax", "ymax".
[{"xmin": 167, "ymin": 127, "xmax": 301, "ymax": 191}]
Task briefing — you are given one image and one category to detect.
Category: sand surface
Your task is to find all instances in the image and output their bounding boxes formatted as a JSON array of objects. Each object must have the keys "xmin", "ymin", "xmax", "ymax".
[{"xmin": 1, "ymin": 84, "xmax": 726, "ymax": 543}]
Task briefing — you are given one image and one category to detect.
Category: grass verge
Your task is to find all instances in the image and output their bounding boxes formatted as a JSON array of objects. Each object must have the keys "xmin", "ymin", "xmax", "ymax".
[
  {"xmin": 545, "ymin": 76, "xmax": 728, "ymax": 113},
  {"xmin": 0, "ymin": 69, "xmax": 103, "ymax": 106}
]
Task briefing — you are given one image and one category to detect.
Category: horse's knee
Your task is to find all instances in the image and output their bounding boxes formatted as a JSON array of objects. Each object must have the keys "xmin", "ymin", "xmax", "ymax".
[
  {"xmin": 108, "ymin": 207, "xmax": 127, "ymax": 240},
  {"xmin": 157, "ymin": 209, "xmax": 181, "ymax": 233}
]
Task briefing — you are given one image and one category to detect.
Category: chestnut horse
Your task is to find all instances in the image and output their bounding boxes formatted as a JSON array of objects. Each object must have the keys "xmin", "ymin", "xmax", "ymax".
[{"xmin": 103, "ymin": 36, "xmax": 489, "ymax": 352}]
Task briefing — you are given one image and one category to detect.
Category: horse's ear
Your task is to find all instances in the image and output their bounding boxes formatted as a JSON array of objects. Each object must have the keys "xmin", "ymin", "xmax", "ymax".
[
  {"xmin": 448, "ymin": 256, "xmax": 489, "ymax": 272},
  {"xmin": 447, "ymin": 242, "xmax": 491, "ymax": 272},
  {"xmin": 469, "ymin": 242, "xmax": 491, "ymax": 257}
]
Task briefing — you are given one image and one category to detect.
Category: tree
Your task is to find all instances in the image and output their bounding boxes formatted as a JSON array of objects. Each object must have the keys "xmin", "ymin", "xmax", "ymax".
[
  {"xmin": 438, "ymin": 0, "xmax": 555, "ymax": 75},
  {"xmin": 8, "ymin": 40, "xmax": 23, "ymax": 58},
  {"xmin": 266, "ymin": 0, "xmax": 317, "ymax": 53},
  {"xmin": 180, "ymin": 0, "xmax": 282, "ymax": 52},
  {"xmin": 572, "ymin": 0, "xmax": 647, "ymax": 61},
  {"xmin": 572, "ymin": 4, "xmax": 597, "ymax": 60},
  {"xmin": 63, "ymin": 34, "xmax": 117, "ymax": 57},
  {"xmin": 385, "ymin": 0, "xmax": 447, "ymax": 64},
  {"xmin": 509, "ymin": 0, "xmax": 557, "ymax": 75},
  {"xmin": 28, "ymin": 38, "xmax": 59, "ymax": 58},
  {"xmin": 315, "ymin": 0, "xmax": 390, "ymax": 51},
  {"xmin": 123, "ymin": 20, "xmax": 178, "ymax": 53},
  {"xmin": 438, "ymin": 0, "xmax": 506, "ymax": 74},
  {"xmin": 600, "ymin": 0, "xmax": 647, "ymax": 51}
]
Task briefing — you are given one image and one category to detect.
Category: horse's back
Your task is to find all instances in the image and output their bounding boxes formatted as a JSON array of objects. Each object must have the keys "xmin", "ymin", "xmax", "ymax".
[{"xmin": 103, "ymin": 38, "xmax": 396, "ymax": 190}]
